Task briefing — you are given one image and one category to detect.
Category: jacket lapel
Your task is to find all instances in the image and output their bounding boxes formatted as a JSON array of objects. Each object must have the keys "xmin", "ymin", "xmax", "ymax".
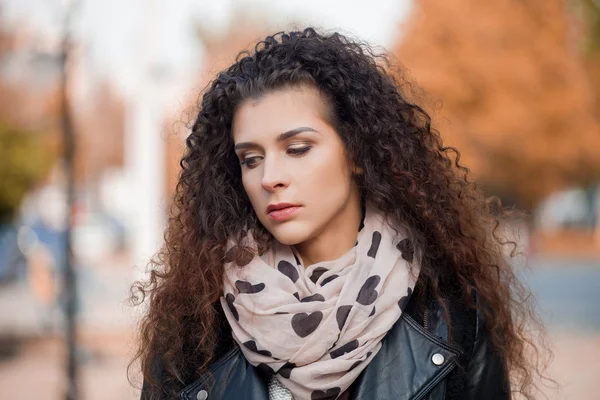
[{"xmin": 350, "ymin": 313, "xmax": 461, "ymax": 400}]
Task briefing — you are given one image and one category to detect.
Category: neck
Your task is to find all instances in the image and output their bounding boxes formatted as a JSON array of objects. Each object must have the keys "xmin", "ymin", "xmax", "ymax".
[{"xmin": 295, "ymin": 198, "xmax": 364, "ymax": 268}]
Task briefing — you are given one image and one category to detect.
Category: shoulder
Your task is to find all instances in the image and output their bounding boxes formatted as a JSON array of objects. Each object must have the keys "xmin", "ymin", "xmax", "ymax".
[{"xmin": 425, "ymin": 288, "xmax": 511, "ymax": 400}]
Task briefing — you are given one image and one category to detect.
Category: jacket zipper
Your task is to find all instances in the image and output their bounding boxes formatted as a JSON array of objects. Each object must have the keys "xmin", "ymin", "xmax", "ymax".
[{"xmin": 423, "ymin": 308, "xmax": 430, "ymax": 331}]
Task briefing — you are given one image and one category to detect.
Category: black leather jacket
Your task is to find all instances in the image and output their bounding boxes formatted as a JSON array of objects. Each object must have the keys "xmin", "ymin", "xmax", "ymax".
[{"xmin": 141, "ymin": 288, "xmax": 511, "ymax": 400}]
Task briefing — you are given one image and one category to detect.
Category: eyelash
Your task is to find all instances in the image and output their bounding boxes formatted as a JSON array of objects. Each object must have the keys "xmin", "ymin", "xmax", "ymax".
[{"xmin": 240, "ymin": 146, "xmax": 312, "ymax": 168}]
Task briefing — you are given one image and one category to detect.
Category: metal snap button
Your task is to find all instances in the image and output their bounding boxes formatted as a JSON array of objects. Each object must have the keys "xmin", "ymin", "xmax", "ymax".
[
  {"xmin": 197, "ymin": 389, "xmax": 208, "ymax": 400},
  {"xmin": 431, "ymin": 353, "xmax": 445, "ymax": 366}
]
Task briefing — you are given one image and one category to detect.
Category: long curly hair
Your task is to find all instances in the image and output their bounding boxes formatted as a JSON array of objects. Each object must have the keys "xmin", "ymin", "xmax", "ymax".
[{"xmin": 130, "ymin": 28, "xmax": 551, "ymax": 399}]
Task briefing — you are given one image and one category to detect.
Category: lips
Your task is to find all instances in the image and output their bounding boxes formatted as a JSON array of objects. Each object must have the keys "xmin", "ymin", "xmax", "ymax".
[
  {"xmin": 266, "ymin": 202, "xmax": 301, "ymax": 214},
  {"xmin": 267, "ymin": 203, "xmax": 301, "ymax": 221}
]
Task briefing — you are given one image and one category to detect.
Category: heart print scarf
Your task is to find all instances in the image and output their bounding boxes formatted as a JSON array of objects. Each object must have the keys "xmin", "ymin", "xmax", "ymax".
[{"xmin": 220, "ymin": 205, "xmax": 420, "ymax": 400}]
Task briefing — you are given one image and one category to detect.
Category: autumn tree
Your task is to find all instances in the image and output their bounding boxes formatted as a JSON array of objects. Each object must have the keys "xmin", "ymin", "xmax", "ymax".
[{"xmin": 393, "ymin": 0, "xmax": 600, "ymax": 209}]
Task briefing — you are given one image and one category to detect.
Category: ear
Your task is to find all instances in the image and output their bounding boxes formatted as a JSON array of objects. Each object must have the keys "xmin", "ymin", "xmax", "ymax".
[
  {"xmin": 351, "ymin": 164, "xmax": 364, "ymax": 175},
  {"xmin": 346, "ymin": 153, "xmax": 363, "ymax": 176}
]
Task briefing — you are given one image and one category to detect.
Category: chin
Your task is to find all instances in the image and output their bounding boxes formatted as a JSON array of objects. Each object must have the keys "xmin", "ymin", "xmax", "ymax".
[{"xmin": 268, "ymin": 223, "xmax": 312, "ymax": 246}]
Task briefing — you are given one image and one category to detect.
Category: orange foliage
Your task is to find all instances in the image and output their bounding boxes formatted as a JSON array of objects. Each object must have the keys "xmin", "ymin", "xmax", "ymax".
[{"xmin": 393, "ymin": 0, "xmax": 600, "ymax": 208}]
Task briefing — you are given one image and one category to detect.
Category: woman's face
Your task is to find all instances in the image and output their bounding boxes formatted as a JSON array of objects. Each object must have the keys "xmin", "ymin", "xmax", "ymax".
[{"xmin": 232, "ymin": 85, "xmax": 362, "ymax": 248}]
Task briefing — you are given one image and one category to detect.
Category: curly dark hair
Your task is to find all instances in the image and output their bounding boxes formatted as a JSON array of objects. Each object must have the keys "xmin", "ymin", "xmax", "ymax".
[{"xmin": 130, "ymin": 27, "xmax": 551, "ymax": 399}]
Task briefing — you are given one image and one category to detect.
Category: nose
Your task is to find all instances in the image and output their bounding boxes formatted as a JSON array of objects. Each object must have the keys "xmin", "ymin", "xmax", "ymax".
[{"xmin": 260, "ymin": 156, "xmax": 289, "ymax": 191}]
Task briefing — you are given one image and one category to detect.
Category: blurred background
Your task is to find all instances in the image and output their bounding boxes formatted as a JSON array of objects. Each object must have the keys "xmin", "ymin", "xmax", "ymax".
[{"xmin": 0, "ymin": 0, "xmax": 599, "ymax": 399}]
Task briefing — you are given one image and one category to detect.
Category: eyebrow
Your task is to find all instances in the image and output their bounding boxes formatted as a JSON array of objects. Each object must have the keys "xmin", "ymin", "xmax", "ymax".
[{"xmin": 234, "ymin": 127, "xmax": 319, "ymax": 151}]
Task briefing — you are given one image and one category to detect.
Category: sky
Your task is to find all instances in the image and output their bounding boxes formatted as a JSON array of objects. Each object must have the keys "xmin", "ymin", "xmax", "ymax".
[{"xmin": 1, "ymin": 0, "xmax": 412, "ymax": 99}]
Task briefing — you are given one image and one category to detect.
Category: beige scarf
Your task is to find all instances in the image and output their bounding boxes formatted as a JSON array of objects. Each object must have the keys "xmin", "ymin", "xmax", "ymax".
[{"xmin": 220, "ymin": 205, "xmax": 419, "ymax": 400}]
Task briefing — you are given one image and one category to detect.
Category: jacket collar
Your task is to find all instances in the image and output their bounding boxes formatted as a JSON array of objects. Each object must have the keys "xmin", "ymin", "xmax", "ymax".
[{"xmin": 179, "ymin": 308, "xmax": 463, "ymax": 400}]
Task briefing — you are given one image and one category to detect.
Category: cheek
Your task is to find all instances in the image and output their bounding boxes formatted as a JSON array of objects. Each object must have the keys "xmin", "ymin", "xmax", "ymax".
[
  {"xmin": 242, "ymin": 174, "xmax": 260, "ymax": 204},
  {"xmin": 303, "ymin": 149, "xmax": 351, "ymax": 188}
]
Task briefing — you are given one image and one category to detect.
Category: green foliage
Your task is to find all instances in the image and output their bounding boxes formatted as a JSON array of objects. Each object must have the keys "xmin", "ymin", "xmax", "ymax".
[{"xmin": 0, "ymin": 120, "xmax": 53, "ymax": 221}]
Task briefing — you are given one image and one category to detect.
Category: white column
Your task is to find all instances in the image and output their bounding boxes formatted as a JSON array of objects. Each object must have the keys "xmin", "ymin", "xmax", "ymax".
[
  {"xmin": 124, "ymin": 0, "xmax": 168, "ymax": 281},
  {"xmin": 125, "ymin": 90, "xmax": 166, "ymax": 281}
]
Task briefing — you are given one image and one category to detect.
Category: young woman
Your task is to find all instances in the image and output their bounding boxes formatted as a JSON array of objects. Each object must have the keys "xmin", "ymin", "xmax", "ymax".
[{"xmin": 132, "ymin": 28, "xmax": 547, "ymax": 400}]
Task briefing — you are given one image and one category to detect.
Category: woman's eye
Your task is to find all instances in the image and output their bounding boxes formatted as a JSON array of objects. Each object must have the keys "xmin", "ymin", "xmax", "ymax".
[
  {"xmin": 287, "ymin": 146, "xmax": 311, "ymax": 156},
  {"xmin": 240, "ymin": 156, "xmax": 261, "ymax": 168},
  {"xmin": 239, "ymin": 146, "xmax": 310, "ymax": 169}
]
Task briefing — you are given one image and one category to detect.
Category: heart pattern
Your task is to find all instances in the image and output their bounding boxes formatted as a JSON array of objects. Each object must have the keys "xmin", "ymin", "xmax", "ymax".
[
  {"xmin": 349, "ymin": 351, "xmax": 373, "ymax": 371},
  {"xmin": 225, "ymin": 293, "xmax": 239, "ymax": 321},
  {"xmin": 301, "ymin": 293, "xmax": 326, "ymax": 303},
  {"xmin": 396, "ymin": 238, "xmax": 414, "ymax": 263},
  {"xmin": 256, "ymin": 363, "xmax": 274, "ymax": 377},
  {"xmin": 336, "ymin": 305, "xmax": 352, "ymax": 330},
  {"xmin": 311, "ymin": 387, "xmax": 341, "ymax": 400},
  {"xmin": 398, "ymin": 287, "xmax": 413, "ymax": 311},
  {"xmin": 356, "ymin": 275, "xmax": 381, "ymax": 305},
  {"xmin": 310, "ymin": 267, "xmax": 328, "ymax": 284},
  {"xmin": 366, "ymin": 231, "xmax": 381, "ymax": 258},
  {"xmin": 278, "ymin": 361, "xmax": 296, "ymax": 379},
  {"xmin": 330, "ymin": 339, "xmax": 359, "ymax": 359},
  {"xmin": 348, "ymin": 360, "xmax": 362, "ymax": 371},
  {"xmin": 291, "ymin": 311, "xmax": 323, "ymax": 337},
  {"xmin": 321, "ymin": 274, "xmax": 339, "ymax": 286},
  {"xmin": 278, "ymin": 260, "xmax": 299, "ymax": 283},
  {"xmin": 235, "ymin": 280, "xmax": 265, "ymax": 294},
  {"xmin": 243, "ymin": 340, "xmax": 272, "ymax": 357}
]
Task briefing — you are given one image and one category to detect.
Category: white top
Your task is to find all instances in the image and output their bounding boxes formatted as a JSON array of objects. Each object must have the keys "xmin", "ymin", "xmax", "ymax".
[{"xmin": 267, "ymin": 376, "xmax": 294, "ymax": 400}]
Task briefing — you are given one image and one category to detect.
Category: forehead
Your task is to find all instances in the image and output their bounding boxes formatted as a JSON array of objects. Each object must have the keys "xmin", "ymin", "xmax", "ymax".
[{"xmin": 232, "ymin": 85, "xmax": 331, "ymax": 142}]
